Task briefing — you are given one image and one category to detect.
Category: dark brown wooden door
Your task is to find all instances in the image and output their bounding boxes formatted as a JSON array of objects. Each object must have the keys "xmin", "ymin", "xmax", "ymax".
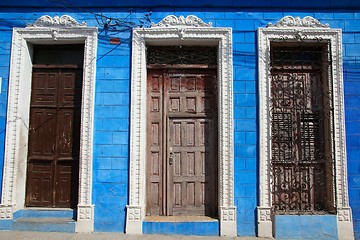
[
  {"xmin": 146, "ymin": 69, "xmax": 218, "ymax": 217},
  {"xmin": 26, "ymin": 67, "xmax": 82, "ymax": 208}
]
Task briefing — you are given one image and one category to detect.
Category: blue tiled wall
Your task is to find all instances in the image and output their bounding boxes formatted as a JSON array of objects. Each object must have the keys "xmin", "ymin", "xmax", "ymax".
[
  {"xmin": 0, "ymin": 2, "xmax": 360, "ymax": 237},
  {"xmin": 143, "ymin": 221, "xmax": 219, "ymax": 235},
  {"xmin": 343, "ymin": 18, "xmax": 360, "ymax": 238},
  {"xmin": 0, "ymin": 22, "xmax": 11, "ymax": 197},
  {"xmin": 92, "ymin": 14, "xmax": 132, "ymax": 232},
  {"xmin": 274, "ymin": 215, "xmax": 338, "ymax": 240}
]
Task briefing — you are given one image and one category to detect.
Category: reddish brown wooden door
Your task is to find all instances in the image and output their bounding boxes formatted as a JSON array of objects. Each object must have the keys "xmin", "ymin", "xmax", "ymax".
[
  {"xmin": 146, "ymin": 69, "xmax": 218, "ymax": 217},
  {"xmin": 26, "ymin": 67, "xmax": 82, "ymax": 208}
]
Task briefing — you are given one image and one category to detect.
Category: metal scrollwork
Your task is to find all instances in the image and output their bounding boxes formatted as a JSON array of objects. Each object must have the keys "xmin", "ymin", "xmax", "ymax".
[
  {"xmin": 294, "ymin": 30, "xmax": 307, "ymax": 42},
  {"xmin": 270, "ymin": 45, "xmax": 335, "ymax": 214},
  {"xmin": 147, "ymin": 46, "xmax": 217, "ymax": 65}
]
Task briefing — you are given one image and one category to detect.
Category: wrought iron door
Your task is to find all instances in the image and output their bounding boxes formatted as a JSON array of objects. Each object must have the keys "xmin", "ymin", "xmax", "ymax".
[{"xmin": 270, "ymin": 45, "xmax": 335, "ymax": 213}]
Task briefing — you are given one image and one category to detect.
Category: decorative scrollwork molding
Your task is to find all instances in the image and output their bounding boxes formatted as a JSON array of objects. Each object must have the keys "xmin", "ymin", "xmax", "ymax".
[
  {"xmin": 294, "ymin": 30, "xmax": 307, "ymax": 41},
  {"xmin": 267, "ymin": 16, "xmax": 329, "ymax": 28},
  {"xmin": 275, "ymin": 32, "xmax": 327, "ymax": 43},
  {"xmin": 27, "ymin": 15, "xmax": 86, "ymax": 28},
  {"xmin": 151, "ymin": 15, "xmax": 212, "ymax": 28}
]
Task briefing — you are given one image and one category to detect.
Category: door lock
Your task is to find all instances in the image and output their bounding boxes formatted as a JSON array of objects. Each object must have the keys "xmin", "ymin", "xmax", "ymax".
[{"xmin": 169, "ymin": 147, "xmax": 173, "ymax": 165}]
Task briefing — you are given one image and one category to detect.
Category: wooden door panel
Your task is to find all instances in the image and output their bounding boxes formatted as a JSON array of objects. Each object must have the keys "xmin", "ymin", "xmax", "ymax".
[
  {"xmin": 26, "ymin": 68, "xmax": 82, "ymax": 208},
  {"xmin": 173, "ymin": 182, "xmax": 182, "ymax": 207},
  {"xmin": 169, "ymin": 97, "xmax": 181, "ymax": 113},
  {"xmin": 26, "ymin": 161, "xmax": 53, "ymax": 207},
  {"xmin": 168, "ymin": 118, "xmax": 215, "ymax": 216},
  {"xmin": 148, "ymin": 148, "xmax": 162, "ymax": 215},
  {"xmin": 146, "ymin": 72, "xmax": 164, "ymax": 215},
  {"xmin": 146, "ymin": 68, "xmax": 217, "ymax": 217},
  {"xmin": 55, "ymin": 162, "xmax": 78, "ymax": 208},
  {"xmin": 165, "ymin": 71, "xmax": 216, "ymax": 117},
  {"xmin": 186, "ymin": 152, "xmax": 195, "ymax": 175},
  {"xmin": 28, "ymin": 109, "xmax": 57, "ymax": 158},
  {"xmin": 185, "ymin": 122, "xmax": 195, "ymax": 146},
  {"xmin": 59, "ymin": 70, "xmax": 82, "ymax": 107},
  {"xmin": 31, "ymin": 71, "xmax": 58, "ymax": 107},
  {"xmin": 56, "ymin": 109, "xmax": 81, "ymax": 158},
  {"xmin": 57, "ymin": 164, "xmax": 72, "ymax": 203},
  {"xmin": 169, "ymin": 77, "xmax": 181, "ymax": 91},
  {"xmin": 185, "ymin": 97, "xmax": 196, "ymax": 113}
]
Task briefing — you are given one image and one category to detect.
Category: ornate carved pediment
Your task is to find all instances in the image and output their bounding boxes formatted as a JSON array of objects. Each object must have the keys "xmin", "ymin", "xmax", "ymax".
[
  {"xmin": 151, "ymin": 15, "xmax": 212, "ymax": 28},
  {"xmin": 267, "ymin": 16, "xmax": 329, "ymax": 28},
  {"xmin": 27, "ymin": 15, "xmax": 86, "ymax": 27}
]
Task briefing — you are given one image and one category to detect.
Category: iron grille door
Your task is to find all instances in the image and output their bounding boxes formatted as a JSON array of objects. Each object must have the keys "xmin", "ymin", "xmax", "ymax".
[{"xmin": 270, "ymin": 45, "xmax": 335, "ymax": 214}]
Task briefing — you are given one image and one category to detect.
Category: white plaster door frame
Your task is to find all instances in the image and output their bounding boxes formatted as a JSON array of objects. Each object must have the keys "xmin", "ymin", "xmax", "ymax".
[
  {"xmin": 257, "ymin": 16, "xmax": 353, "ymax": 239},
  {"xmin": 0, "ymin": 15, "xmax": 97, "ymax": 233},
  {"xmin": 126, "ymin": 15, "xmax": 236, "ymax": 236}
]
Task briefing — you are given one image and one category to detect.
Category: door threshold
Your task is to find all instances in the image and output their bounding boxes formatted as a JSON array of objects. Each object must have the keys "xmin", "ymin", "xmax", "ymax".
[{"xmin": 144, "ymin": 216, "xmax": 218, "ymax": 222}]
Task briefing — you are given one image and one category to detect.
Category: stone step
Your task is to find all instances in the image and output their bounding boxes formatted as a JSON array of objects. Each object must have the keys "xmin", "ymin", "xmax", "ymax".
[
  {"xmin": 13, "ymin": 217, "xmax": 76, "ymax": 232},
  {"xmin": 143, "ymin": 219, "xmax": 219, "ymax": 236},
  {"xmin": 14, "ymin": 209, "xmax": 75, "ymax": 219},
  {"xmin": 10, "ymin": 209, "xmax": 77, "ymax": 232}
]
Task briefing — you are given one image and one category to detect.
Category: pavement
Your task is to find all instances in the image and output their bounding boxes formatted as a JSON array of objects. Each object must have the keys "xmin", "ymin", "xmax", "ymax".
[{"xmin": 0, "ymin": 231, "xmax": 271, "ymax": 240}]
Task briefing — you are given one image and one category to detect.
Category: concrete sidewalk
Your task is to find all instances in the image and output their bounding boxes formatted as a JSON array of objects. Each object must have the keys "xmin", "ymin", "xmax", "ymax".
[{"xmin": 0, "ymin": 231, "xmax": 270, "ymax": 240}]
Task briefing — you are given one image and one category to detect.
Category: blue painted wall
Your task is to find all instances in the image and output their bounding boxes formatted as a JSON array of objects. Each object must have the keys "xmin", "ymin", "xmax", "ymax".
[
  {"xmin": 0, "ymin": 13, "xmax": 12, "ymax": 199},
  {"xmin": 274, "ymin": 215, "xmax": 338, "ymax": 240},
  {"xmin": 344, "ymin": 23, "xmax": 360, "ymax": 238},
  {"xmin": 93, "ymin": 42, "xmax": 131, "ymax": 232},
  {"xmin": 0, "ymin": 1, "xmax": 359, "ymax": 237},
  {"xmin": 143, "ymin": 221, "xmax": 219, "ymax": 235}
]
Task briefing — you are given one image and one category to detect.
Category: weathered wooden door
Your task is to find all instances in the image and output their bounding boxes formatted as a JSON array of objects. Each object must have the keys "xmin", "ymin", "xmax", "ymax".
[
  {"xmin": 146, "ymin": 69, "xmax": 218, "ymax": 217},
  {"xmin": 26, "ymin": 67, "xmax": 82, "ymax": 208}
]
